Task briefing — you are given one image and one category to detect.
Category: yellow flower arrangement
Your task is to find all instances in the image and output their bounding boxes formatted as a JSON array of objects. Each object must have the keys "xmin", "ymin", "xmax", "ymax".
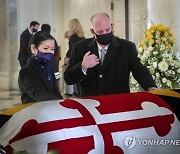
[{"xmin": 130, "ymin": 24, "xmax": 180, "ymax": 91}]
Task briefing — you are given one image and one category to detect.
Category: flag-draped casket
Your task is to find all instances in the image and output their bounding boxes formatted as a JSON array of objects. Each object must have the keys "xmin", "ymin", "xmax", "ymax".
[{"xmin": 0, "ymin": 90, "xmax": 179, "ymax": 154}]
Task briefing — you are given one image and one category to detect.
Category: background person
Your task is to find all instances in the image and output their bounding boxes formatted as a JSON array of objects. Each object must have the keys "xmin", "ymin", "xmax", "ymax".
[
  {"xmin": 64, "ymin": 18, "xmax": 85, "ymax": 96},
  {"xmin": 64, "ymin": 12, "xmax": 157, "ymax": 97},
  {"xmin": 64, "ymin": 18, "xmax": 85, "ymax": 65},
  {"xmin": 18, "ymin": 31, "xmax": 63, "ymax": 104},
  {"xmin": 41, "ymin": 24, "xmax": 61, "ymax": 88},
  {"xmin": 18, "ymin": 21, "xmax": 40, "ymax": 67}
]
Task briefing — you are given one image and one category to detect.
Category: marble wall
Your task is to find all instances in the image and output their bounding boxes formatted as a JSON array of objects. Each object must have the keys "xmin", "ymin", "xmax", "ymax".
[
  {"xmin": 0, "ymin": 0, "xmax": 8, "ymax": 74},
  {"xmin": 0, "ymin": 0, "xmax": 18, "ymax": 90}
]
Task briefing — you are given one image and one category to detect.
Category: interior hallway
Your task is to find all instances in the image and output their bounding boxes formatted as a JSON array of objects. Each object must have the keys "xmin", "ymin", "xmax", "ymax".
[
  {"xmin": 1, "ymin": 0, "xmax": 180, "ymax": 91},
  {"xmin": 0, "ymin": 0, "xmax": 180, "ymax": 112}
]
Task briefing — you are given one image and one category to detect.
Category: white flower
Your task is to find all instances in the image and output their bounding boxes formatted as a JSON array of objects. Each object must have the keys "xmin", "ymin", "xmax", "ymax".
[
  {"xmin": 141, "ymin": 52, "xmax": 148, "ymax": 60},
  {"xmin": 166, "ymin": 80, "xmax": 172, "ymax": 88},
  {"xmin": 152, "ymin": 75, "xmax": 155, "ymax": 80},
  {"xmin": 160, "ymin": 44, "xmax": 166, "ymax": 51},
  {"xmin": 152, "ymin": 62, "xmax": 157, "ymax": 68},
  {"xmin": 153, "ymin": 51, "xmax": 158, "ymax": 55},
  {"xmin": 177, "ymin": 68, "xmax": 180, "ymax": 73},
  {"xmin": 162, "ymin": 77, "xmax": 167, "ymax": 83},
  {"xmin": 156, "ymin": 72, "xmax": 160, "ymax": 77},
  {"xmin": 148, "ymin": 46, "xmax": 154, "ymax": 51},
  {"xmin": 170, "ymin": 60, "xmax": 175, "ymax": 66},
  {"xmin": 158, "ymin": 61, "xmax": 169, "ymax": 72},
  {"xmin": 138, "ymin": 47, "xmax": 143, "ymax": 53},
  {"xmin": 168, "ymin": 70, "xmax": 175, "ymax": 75},
  {"xmin": 131, "ymin": 77, "xmax": 137, "ymax": 84},
  {"xmin": 167, "ymin": 54, "xmax": 173, "ymax": 60}
]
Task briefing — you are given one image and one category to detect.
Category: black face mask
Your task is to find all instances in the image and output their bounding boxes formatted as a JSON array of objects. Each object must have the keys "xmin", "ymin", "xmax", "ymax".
[
  {"xmin": 32, "ymin": 28, "xmax": 37, "ymax": 33},
  {"xmin": 95, "ymin": 31, "xmax": 114, "ymax": 45}
]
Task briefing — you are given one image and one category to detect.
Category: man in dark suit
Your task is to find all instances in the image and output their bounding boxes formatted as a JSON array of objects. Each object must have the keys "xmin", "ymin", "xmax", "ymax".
[
  {"xmin": 64, "ymin": 12, "xmax": 157, "ymax": 97},
  {"xmin": 18, "ymin": 21, "xmax": 40, "ymax": 67}
]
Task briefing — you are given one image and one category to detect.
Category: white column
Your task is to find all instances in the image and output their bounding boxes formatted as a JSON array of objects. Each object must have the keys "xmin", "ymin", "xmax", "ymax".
[
  {"xmin": 147, "ymin": 0, "xmax": 175, "ymax": 27},
  {"xmin": 0, "ymin": 0, "xmax": 18, "ymax": 90},
  {"xmin": 147, "ymin": 0, "xmax": 180, "ymax": 57},
  {"xmin": 129, "ymin": 0, "xmax": 147, "ymax": 45}
]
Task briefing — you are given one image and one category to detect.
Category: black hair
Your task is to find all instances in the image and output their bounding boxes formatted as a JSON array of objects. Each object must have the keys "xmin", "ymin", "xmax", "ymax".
[
  {"xmin": 30, "ymin": 21, "xmax": 40, "ymax": 27},
  {"xmin": 29, "ymin": 31, "xmax": 54, "ymax": 49},
  {"xmin": 41, "ymin": 24, "xmax": 51, "ymax": 33}
]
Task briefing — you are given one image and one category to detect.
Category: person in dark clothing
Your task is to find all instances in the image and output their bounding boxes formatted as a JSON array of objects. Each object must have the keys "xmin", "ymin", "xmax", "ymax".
[
  {"xmin": 18, "ymin": 31, "xmax": 63, "ymax": 104},
  {"xmin": 64, "ymin": 18, "xmax": 85, "ymax": 96},
  {"xmin": 41, "ymin": 24, "xmax": 60, "ymax": 86},
  {"xmin": 18, "ymin": 21, "xmax": 40, "ymax": 67},
  {"xmin": 65, "ymin": 18, "xmax": 85, "ymax": 62},
  {"xmin": 64, "ymin": 12, "xmax": 157, "ymax": 97}
]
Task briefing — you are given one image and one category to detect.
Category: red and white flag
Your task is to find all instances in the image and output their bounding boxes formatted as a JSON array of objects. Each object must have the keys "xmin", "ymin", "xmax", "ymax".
[{"xmin": 0, "ymin": 92, "xmax": 179, "ymax": 154}]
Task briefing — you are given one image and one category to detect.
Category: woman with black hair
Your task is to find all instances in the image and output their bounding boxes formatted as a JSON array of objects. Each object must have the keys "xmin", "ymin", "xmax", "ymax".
[{"xmin": 18, "ymin": 31, "xmax": 63, "ymax": 104}]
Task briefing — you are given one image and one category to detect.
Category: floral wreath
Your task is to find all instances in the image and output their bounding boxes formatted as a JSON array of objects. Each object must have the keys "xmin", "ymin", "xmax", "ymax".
[{"xmin": 130, "ymin": 24, "xmax": 180, "ymax": 91}]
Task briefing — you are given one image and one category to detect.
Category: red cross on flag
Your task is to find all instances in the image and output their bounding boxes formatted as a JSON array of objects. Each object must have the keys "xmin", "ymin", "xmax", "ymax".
[{"xmin": 0, "ymin": 91, "xmax": 179, "ymax": 154}]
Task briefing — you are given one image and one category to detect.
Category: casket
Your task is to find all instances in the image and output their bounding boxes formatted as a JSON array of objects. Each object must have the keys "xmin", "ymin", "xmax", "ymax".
[{"xmin": 0, "ymin": 90, "xmax": 179, "ymax": 154}]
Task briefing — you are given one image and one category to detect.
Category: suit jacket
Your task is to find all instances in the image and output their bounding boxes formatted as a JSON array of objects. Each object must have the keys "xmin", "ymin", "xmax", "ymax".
[
  {"xmin": 18, "ymin": 57, "xmax": 62, "ymax": 104},
  {"xmin": 64, "ymin": 36, "xmax": 157, "ymax": 97},
  {"xmin": 18, "ymin": 28, "xmax": 32, "ymax": 67}
]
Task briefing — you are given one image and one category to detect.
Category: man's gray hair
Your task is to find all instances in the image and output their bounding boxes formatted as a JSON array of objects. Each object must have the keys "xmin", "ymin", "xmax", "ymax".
[{"xmin": 90, "ymin": 12, "xmax": 110, "ymax": 28}]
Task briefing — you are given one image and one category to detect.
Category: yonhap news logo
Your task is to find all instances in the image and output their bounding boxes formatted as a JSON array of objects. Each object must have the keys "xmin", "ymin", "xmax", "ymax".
[
  {"xmin": 124, "ymin": 136, "xmax": 136, "ymax": 149},
  {"xmin": 124, "ymin": 136, "xmax": 180, "ymax": 149}
]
